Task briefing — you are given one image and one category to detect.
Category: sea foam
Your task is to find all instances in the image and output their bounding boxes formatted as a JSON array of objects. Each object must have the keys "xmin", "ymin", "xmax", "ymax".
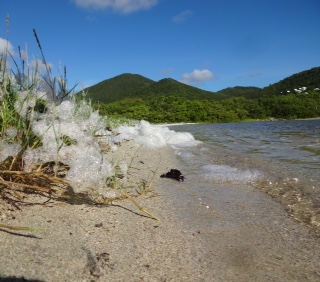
[
  {"xmin": 201, "ymin": 164, "xmax": 262, "ymax": 184},
  {"xmin": 114, "ymin": 120, "xmax": 200, "ymax": 148},
  {"xmin": 2, "ymin": 90, "xmax": 200, "ymax": 195}
]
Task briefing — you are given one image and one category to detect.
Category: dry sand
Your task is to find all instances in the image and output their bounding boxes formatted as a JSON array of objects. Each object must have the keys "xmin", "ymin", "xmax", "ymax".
[{"xmin": 1, "ymin": 142, "xmax": 320, "ymax": 282}]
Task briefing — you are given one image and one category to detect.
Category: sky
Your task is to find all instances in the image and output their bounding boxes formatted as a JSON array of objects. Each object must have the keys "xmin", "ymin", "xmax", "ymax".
[{"xmin": 1, "ymin": 0, "xmax": 320, "ymax": 92}]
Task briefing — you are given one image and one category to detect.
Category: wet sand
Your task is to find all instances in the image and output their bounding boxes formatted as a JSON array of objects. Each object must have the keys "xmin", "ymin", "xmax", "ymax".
[{"xmin": 1, "ymin": 143, "xmax": 320, "ymax": 281}]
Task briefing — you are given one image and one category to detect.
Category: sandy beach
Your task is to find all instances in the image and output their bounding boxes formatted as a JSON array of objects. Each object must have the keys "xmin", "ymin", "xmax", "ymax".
[{"xmin": 1, "ymin": 142, "xmax": 320, "ymax": 282}]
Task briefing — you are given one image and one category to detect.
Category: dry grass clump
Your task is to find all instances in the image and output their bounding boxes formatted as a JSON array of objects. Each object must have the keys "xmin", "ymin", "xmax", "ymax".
[{"xmin": 0, "ymin": 148, "xmax": 160, "ymax": 233}]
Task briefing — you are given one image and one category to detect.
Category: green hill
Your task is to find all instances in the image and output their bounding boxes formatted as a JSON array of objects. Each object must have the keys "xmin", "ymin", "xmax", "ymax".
[
  {"xmin": 82, "ymin": 67, "xmax": 320, "ymax": 105},
  {"xmin": 262, "ymin": 67, "xmax": 320, "ymax": 95},
  {"xmin": 127, "ymin": 78, "xmax": 219, "ymax": 101},
  {"xmin": 216, "ymin": 86, "xmax": 263, "ymax": 99},
  {"xmin": 82, "ymin": 73, "xmax": 154, "ymax": 104},
  {"xmin": 82, "ymin": 75, "xmax": 220, "ymax": 104},
  {"xmin": 93, "ymin": 67, "xmax": 320, "ymax": 123}
]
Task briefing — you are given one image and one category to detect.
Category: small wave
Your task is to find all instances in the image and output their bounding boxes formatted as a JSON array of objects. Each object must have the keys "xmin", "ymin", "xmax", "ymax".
[{"xmin": 201, "ymin": 164, "xmax": 262, "ymax": 184}]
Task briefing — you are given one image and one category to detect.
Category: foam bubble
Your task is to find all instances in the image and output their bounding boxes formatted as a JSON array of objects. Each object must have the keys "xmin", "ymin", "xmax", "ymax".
[
  {"xmin": 14, "ymin": 90, "xmax": 48, "ymax": 119},
  {"xmin": 201, "ymin": 164, "xmax": 262, "ymax": 184},
  {"xmin": 21, "ymin": 97, "xmax": 114, "ymax": 193},
  {"xmin": 0, "ymin": 141, "xmax": 22, "ymax": 162},
  {"xmin": 114, "ymin": 120, "xmax": 200, "ymax": 148}
]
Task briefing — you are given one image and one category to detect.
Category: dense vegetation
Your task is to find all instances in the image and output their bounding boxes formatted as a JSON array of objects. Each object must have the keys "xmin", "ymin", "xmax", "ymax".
[
  {"xmin": 96, "ymin": 91, "xmax": 320, "ymax": 123},
  {"xmin": 86, "ymin": 67, "xmax": 320, "ymax": 123}
]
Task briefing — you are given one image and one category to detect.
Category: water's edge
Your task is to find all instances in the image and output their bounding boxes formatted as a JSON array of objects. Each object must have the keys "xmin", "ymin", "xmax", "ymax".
[{"xmin": 169, "ymin": 120, "xmax": 320, "ymax": 233}]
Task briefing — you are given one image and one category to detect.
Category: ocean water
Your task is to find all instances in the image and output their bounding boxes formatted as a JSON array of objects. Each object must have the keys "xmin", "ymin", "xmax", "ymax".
[
  {"xmin": 167, "ymin": 119, "xmax": 320, "ymax": 229},
  {"xmin": 170, "ymin": 120, "xmax": 320, "ymax": 187}
]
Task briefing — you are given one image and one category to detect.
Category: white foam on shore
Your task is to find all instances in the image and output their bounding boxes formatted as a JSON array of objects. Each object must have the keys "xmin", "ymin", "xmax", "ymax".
[
  {"xmin": 1, "ymin": 90, "xmax": 201, "ymax": 195},
  {"xmin": 114, "ymin": 120, "xmax": 201, "ymax": 149},
  {"xmin": 21, "ymin": 99, "xmax": 114, "ymax": 193},
  {"xmin": 201, "ymin": 164, "xmax": 262, "ymax": 184}
]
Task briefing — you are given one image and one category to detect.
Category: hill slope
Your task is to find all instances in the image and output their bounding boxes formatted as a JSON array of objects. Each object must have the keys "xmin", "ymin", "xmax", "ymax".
[
  {"xmin": 263, "ymin": 67, "xmax": 320, "ymax": 95},
  {"xmin": 216, "ymin": 86, "xmax": 263, "ymax": 99},
  {"xmin": 82, "ymin": 73, "xmax": 154, "ymax": 104},
  {"xmin": 127, "ymin": 78, "xmax": 218, "ymax": 101}
]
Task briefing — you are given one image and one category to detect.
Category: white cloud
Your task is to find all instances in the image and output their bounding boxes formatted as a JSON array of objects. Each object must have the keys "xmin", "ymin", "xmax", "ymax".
[
  {"xmin": 73, "ymin": 0, "xmax": 159, "ymax": 14},
  {"xmin": 172, "ymin": 10, "xmax": 193, "ymax": 23},
  {"xmin": 0, "ymin": 38, "xmax": 14, "ymax": 56},
  {"xmin": 181, "ymin": 69, "xmax": 217, "ymax": 86}
]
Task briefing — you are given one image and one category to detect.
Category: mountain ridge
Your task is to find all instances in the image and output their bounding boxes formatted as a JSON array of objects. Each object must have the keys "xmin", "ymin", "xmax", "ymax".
[
  {"xmin": 82, "ymin": 73, "xmax": 154, "ymax": 104},
  {"xmin": 81, "ymin": 67, "xmax": 320, "ymax": 104}
]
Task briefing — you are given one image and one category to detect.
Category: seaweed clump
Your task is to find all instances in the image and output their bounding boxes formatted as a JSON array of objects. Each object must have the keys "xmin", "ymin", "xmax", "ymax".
[{"xmin": 161, "ymin": 169, "xmax": 185, "ymax": 182}]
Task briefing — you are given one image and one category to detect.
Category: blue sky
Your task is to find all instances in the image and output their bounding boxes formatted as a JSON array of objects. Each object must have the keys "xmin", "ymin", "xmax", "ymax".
[{"xmin": 1, "ymin": 0, "xmax": 320, "ymax": 92}]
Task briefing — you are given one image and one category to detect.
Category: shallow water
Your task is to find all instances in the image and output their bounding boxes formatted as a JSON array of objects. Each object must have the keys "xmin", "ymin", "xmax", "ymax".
[
  {"xmin": 152, "ymin": 120, "xmax": 320, "ymax": 281},
  {"xmin": 170, "ymin": 120, "xmax": 320, "ymax": 186},
  {"xmin": 168, "ymin": 119, "xmax": 320, "ymax": 230}
]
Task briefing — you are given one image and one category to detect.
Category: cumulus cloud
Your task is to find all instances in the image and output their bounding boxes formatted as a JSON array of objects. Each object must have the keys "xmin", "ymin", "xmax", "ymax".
[
  {"xmin": 181, "ymin": 69, "xmax": 217, "ymax": 86},
  {"xmin": 73, "ymin": 0, "xmax": 159, "ymax": 14},
  {"xmin": 0, "ymin": 38, "xmax": 14, "ymax": 56},
  {"xmin": 172, "ymin": 10, "xmax": 193, "ymax": 23}
]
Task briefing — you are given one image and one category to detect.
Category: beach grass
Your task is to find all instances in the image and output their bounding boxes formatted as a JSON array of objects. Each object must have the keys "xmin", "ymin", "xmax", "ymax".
[{"xmin": 0, "ymin": 19, "xmax": 160, "ymax": 232}]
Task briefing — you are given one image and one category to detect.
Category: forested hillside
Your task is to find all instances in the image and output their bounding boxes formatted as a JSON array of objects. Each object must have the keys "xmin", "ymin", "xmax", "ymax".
[
  {"xmin": 85, "ymin": 67, "xmax": 320, "ymax": 123},
  {"xmin": 127, "ymin": 78, "xmax": 216, "ymax": 101},
  {"xmin": 216, "ymin": 86, "xmax": 263, "ymax": 100},
  {"xmin": 81, "ymin": 73, "xmax": 154, "ymax": 104},
  {"xmin": 263, "ymin": 67, "xmax": 320, "ymax": 96}
]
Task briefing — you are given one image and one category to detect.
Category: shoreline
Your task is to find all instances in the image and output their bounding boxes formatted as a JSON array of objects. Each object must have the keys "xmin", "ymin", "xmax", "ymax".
[
  {"xmin": 1, "ymin": 143, "xmax": 320, "ymax": 281},
  {"xmin": 155, "ymin": 116, "xmax": 320, "ymax": 127}
]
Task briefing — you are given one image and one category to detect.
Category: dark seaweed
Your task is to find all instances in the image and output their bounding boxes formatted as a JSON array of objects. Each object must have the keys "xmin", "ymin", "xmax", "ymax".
[{"xmin": 160, "ymin": 169, "xmax": 185, "ymax": 182}]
